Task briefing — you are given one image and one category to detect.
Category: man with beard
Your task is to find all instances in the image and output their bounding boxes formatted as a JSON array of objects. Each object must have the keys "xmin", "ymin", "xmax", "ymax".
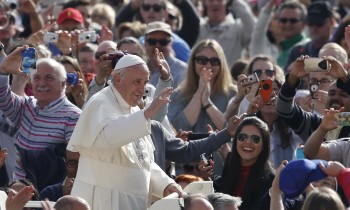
[{"xmin": 276, "ymin": 55, "xmax": 350, "ymax": 142}]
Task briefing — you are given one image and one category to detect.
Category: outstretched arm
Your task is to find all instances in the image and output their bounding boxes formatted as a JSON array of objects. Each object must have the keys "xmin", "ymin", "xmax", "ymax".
[{"xmin": 303, "ymin": 108, "xmax": 341, "ymax": 160}]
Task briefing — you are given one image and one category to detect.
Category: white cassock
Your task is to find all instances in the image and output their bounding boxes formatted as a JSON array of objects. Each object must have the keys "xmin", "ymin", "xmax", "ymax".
[{"xmin": 67, "ymin": 85, "xmax": 174, "ymax": 210}]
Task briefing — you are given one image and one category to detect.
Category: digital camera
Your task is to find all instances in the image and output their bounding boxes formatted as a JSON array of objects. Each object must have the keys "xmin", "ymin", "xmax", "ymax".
[
  {"xmin": 78, "ymin": 31, "xmax": 97, "ymax": 43},
  {"xmin": 309, "ymin": 83, "xmax": 319, "ymax": 99},
  {"xmin": 304, "ymin": 58, "xmax": 330, "ymax": 72},
  {"xmin": 43, "ymin": 32, "xmax": 58, "ymax": 43},
  {"xmin": 245, "ymin": 72, "xmax": 259, "ymax": 84},
  {"xmin": 106, "ymin": 51, "xmax": 127, "ymax": 68},
  {"xmin": 66, "ymin": 73, "xmax": 78, "ymax": 86}
]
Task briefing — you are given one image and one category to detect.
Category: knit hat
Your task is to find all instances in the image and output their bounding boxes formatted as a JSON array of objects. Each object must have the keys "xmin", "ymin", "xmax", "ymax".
[
  {"xmin": 279, "ymin": 159, "xmax": 328, "ymax": 199},
  {"xmin": 114, "ymin": 54, "xmax": 146, "ymax": 72}
]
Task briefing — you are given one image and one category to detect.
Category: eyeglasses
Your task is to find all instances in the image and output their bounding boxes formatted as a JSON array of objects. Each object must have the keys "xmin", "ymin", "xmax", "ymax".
[
  {"xmin": 141, "ymin": 3, "xmax": 164, "ymax": 12},
  {"xmin": 194, "ymin": 56, "xmax": 221, "ymax": 66},
  {"xmin": 253, "ymin": 69, "xmax": 275, "ymax": 77},
  {"xmin": 237, "ymin": 133, "xmax": 262, "ymax": 144},
  {"xmin": 279, "ymin": 18, "xmax": 301, "ymax": 24},
  {"xmin": 309, "ymin": 78, "xmax": 332, "ymax": 86},
  {"xmin": 65, "ymin": 160, "xmax": 79, "ymax": 168},
  {"xmin": 146, "ymin": 38, "xmax": 171, "ymax": 46}
]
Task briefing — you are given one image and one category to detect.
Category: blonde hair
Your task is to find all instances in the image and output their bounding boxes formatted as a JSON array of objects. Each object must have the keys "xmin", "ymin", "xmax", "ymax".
[
  {"xmin": 179, "ymin": 39, "xmax": 236, "ymax": 98},
  {"xmin": 301, "ymin": 187, "xmax": 345, "ymax": 210},
  {"xmin": 91, "ymin": 3, "xmax": 116, "ymax": 29}
]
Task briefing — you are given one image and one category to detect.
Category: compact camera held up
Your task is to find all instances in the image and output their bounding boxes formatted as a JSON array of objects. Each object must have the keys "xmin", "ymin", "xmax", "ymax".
[
  {"xmin": 78, "ymin": 31, "xmax": 97, "ymax": 43},
  {"xmin": 43, "ymin": 32, "xmax": 58, "ymax": 43},
  {"xmin": 304, "ymin": 58, "xmax": 330, "ymax": 72},
  {"xmin": 66, "ymin": 73, "xmax": 79, "ymax": 86}
]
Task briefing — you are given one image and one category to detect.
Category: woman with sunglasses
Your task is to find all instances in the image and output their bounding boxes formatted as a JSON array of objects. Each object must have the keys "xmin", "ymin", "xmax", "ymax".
[
  {"xmin": 226, "ymin": 55, "xmax": 284, "ymax": 118},
  {"xmin": 168, "ymin": 39, "xmax": 237, "ymax": 132},
  {"xmin": 215, "ymin": 116, "xmax": 275, "ymax": 210}
]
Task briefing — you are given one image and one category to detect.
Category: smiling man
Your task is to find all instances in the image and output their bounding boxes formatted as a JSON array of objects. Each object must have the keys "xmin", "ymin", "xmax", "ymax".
[
  {"xmin": 276, "ymin": 55, "xmax": 350, "ymax": 142},
  {"xmin": 67, "ymin": 54, "xmax": 183, "ymax": 209},
  {"xmin": 0, "ymin": 46, "xmax": 81, "ymax": 188}
]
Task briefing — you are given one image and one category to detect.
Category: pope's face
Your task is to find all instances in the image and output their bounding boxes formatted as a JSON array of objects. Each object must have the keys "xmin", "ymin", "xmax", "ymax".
[{"xmin": 114, "ymin": 64, "xmax": 150, "ymax": 107}]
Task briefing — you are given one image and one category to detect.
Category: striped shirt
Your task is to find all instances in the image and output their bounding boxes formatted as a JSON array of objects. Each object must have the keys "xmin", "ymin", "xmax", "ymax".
[{"xmin": 0, "ymin": 75, "xmax": 81, "ymax": 179}]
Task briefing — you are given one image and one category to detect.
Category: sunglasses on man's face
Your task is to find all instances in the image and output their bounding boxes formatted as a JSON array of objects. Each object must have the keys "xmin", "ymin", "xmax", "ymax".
[
  {"xmin": 279, "ymin": 18, "xmax": 301, "ymax": 24},
  {"xmin": 237, "ymin": 133, "xmax": 262, "ymax": 144},
  {"xmin": 194, "ymin": 56, "xmax": 220, "ymax": 66},
  {"xmin": 141, "ymin": 3, "xmax": 164, "ymax": 12},
  {"xmin": 146, "ymin": 38, "xmax": 171, "ymax": 46},
  {"xmin": 253, "ymin": 69, "xmax": 275, "ymax": 77}
]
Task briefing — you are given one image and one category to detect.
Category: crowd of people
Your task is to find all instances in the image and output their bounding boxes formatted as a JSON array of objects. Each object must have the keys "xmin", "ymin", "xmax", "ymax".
[{"xmin": 0, "ymin": 0, "xmax": 350, "ymax": 209}]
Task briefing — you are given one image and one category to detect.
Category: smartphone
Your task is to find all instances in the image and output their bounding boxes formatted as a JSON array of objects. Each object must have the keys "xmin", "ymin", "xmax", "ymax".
[
  {"xmin": 259, "ymin": 79, "xmax": 273, "ymax": 104},
  {"xmin": 21, "ymin": 48, "xmax": 36, "ymax": 74},
  {"xmin": 66, "ymin": 73, "xmax": 78, "ymax": 86},
  {"xmin": 296, "ymin": 146, "xmax": 304, "ymax": 159},
  {"xmin": 200, "ymin": 153, "xmax": 213, "ymax": 166},
  {"xmin": 245, "ymin": 72, "xmax": 259, "ymax": 84},
  {"xmin": 304, "ymin": 58, "xmax": 330, "ymax": 72},
  {"xmin": 43, "ymin": 32, "xmax": 58, "ymax": 43},
  {"xmin": 78, "ymin": 31, "xmax": 97, "ymax": 43},
  {"xmin": 334, "ymin": 112, "xmax": 350, "ymax": 126},
  {"xmin": 187, "ymin": 133, "xmax": 210, "ymax": 140}
]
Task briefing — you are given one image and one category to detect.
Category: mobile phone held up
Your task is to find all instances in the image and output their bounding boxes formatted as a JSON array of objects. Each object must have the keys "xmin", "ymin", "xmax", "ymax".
[
  {"xmin": 334, "ymin": 112, "xmax": 350, "ymax": 126},
  {"xmin": 304, "ymin": 58, "xmax": 330, "ymax": 72},
  {"xmin": 259, "ymin": 79, "xmax": 273, "ymax": 104},
  {"xmin": 200, "ymin": 153, "xmax": 213, "ymax": 166},
  {"xmin": 21, "ymin": 48, "xmax": 36, "ymax": 74}
]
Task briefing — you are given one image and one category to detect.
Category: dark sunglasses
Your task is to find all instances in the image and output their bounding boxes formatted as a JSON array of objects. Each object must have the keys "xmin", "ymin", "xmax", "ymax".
[
  {"xmin": 194, "ymin": 56, "xmax": 220, "ymax": 66},
  {"xmin": 253, "ymin": 69, "xmax": 275, "ymax": 77},
  {"xmin": 237, "ymin": 133, "xmax": 262, "ymax": 144},
  {"xmin": 279, "ymin": 18, "xmax": 301, "ymax": 24},
  {"xmin": 141, "ymin": 3, "xmax": 164, "ymax": 12},
  {"xmin": 146, "ymin": 38, "xmax": 171, "ymax": 46},
  {"xmin": 65, "ymin": 160, "xmax": 79, "ymax": 168}
]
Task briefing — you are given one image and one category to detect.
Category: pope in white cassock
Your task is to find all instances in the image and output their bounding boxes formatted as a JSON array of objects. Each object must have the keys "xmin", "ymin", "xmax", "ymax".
[{"xmin": 67, "ymin": 54, "xmax": 183, "ymax": 210}]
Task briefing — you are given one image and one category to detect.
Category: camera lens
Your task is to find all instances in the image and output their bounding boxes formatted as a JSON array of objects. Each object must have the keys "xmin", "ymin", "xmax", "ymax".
[
  {"xmin": 263, "ymin": 83, "xmax": 270, "ymax": 90},
  {"xmin": 310, "ymin": 84, "xmax": 319, "ymax": 92},
  {"xmin": 85, "ymin": 35, "xmax": 90, "ymax": 39}
]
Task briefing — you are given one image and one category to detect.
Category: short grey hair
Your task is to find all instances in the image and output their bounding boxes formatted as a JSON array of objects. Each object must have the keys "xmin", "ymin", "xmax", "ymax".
[
  {"xmin": 33, "ymin": 58, "xmax": 67, "ymax": 82},
  {"xmin": 207, "ymin": 193, "xmax": 242, "ymax": 210}
]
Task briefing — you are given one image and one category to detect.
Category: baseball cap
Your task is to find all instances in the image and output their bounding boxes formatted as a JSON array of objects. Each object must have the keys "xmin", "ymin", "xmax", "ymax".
[
  {"xmin": 114, "ymin": 54, "xmax": 146, "ymax": 72},
  {"xmin": 279, "ymin": 159, "xmax": 328, "ymax": 199},
  {"xmin": 306, "ymin": 1, "xmax": 333, "ymax": 26},
  {"xmin": 57, "ymin": 8, "xmax": 84, "ymax": 25},
  {"xmin": 145, "ymin": 21, "xmax": 172, "ymax": 36}
]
